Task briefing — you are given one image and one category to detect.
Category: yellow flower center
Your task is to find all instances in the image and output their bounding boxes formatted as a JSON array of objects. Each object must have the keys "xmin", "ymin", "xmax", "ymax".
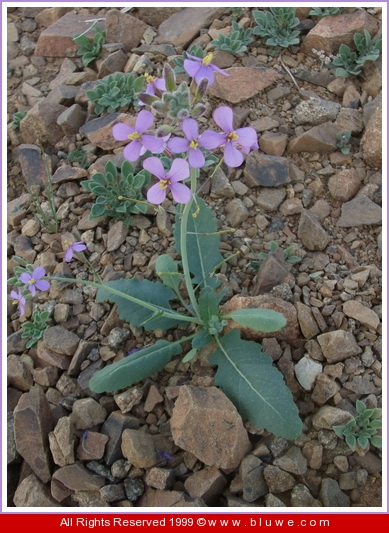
[
  {"xmin": 12, "ymin": 298, "xmax": 19, "ymax": 305},
  {"xmin": 128, "ymin": 132, "xmax": 141, "ymax": 141},
  {"xmin": 189, "ymin": 140, "xmax": 198, "ymax": 150},
  {"xmin": 28, "ymin": 279, "xmax": 36, "ymax": 285},
  {"xmin": 145, "ymin": 73, "xmax": 156, "ymax": 86},
  {"xmin": 227, "ymin": 131, "xmax": 239, "ymax": 142},
  {"xmin": 159, "ymin": 179, "xmax": 170, "ymax": 189},
  {"xmin": 202, "ymin": 53, "xmax": 213, "ymax": 66}
]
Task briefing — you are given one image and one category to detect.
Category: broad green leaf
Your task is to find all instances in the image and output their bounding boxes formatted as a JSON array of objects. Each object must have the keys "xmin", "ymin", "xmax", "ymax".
[
  {"xmin": 90, "ymin": 203, "xmax": 106, "ymax": 218},
  {"xmin": 224, "ymin": 308, "xmax": 286, "ymax": 333},
  {"xmin": 155, "ymin": 255, "xmax": 182, "ymax": 294},
  {"xmin": 89, "ymin": 340, "xmax": 182, "ymax": 393},
  {"xmin": 345, "ymin": 434, "xmax": 357, "ymax": 451},
  {"xmin": 174, "ymin": 197, "xmax": 223, "ymax": 288},
  {"xmin": 357, "ymin": 436, "xmax": 369, "ymax": 449},
  {"xmin": 182, "ymin": 348, "xmax": 197, "ymax": 363},
  {"xmin": 210, "ymin": 330, "xmax": 302, "ymax": 439},
  {"xmin": 333, "ymin": 425, "xmax": 345, "ymax": 438},
  {"xmin": 96, "ymin": 278, "xmax": 186, "ymax": 331},
  {"xmin": 197, "ymin": 286, "xmax": 221, "ymax": 325},
  {"xmin": 192, "ymin": 328, "xmax": 213, "ymax": 349},
  {"xmin": 370, "ymin": 435, "xmax": 382, "ymax": 448}
]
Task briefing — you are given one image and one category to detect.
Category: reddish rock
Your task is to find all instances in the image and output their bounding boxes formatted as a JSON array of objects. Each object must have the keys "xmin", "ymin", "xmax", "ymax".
[
  {"xmin": 288, "ymin": 122, "xmax": 341, "ymax": 154},
  {"xmin": 361, "ymin": 101, "xmax": 382, "ymax": 169},
  {"xmin": 328, "ymin": 169, "xmax": 362, "ymax": 202},
  {"xmin": 18, "ymin": 144, "xmax": 51, "ymax": 189},
  {"xmin": 121, "ymin": 429, "xmax": 158, "ymax": 468},
  {"xmin": 295, "ymin": 302, "xmax": 320, "ymax": 339},
  {"xmin": 317, "ymin": 330, "xmax": 362, "ymax": 363},
  {"xmin": 342, "ymin": 300, "xmax": 380, "ymax": 330},
  {"xmin": 138, "ymin": 487, "xmax": 204, "ymax": 507},
  {"xmin": 7, "ymin": 354, "xmax": 33, "ymax": 391},
  {"xmin": 209, "ymin": 67, "xmax": 281, "ymax": 104},
  {"xmin": 13, "ymin": 474, "xmax": 61, "ymax": 507},
  {"xmin": 51, "ymin": 462, "xmax": 105, "ymax": 501},
  {"xmin": 20, "ymin": 102, "xmax": 67, "ymax": 145},
  {"xmin": 51, "ymin": 165, "xmax": 88, "ymax": 185},
  {"xmin": 35, "ymin": 7, "xmax": 74, "ymax": 28},
  {"xmin": 105, "ymin": 9, "xmax": 149, "ymax": 52},
  {"xmin": 79, "ymin": 113, "xmax": 136, "ymax": 150},
  {"xmin": 184, "ymin": 467, "xmax": 227, "ymax": 505}
]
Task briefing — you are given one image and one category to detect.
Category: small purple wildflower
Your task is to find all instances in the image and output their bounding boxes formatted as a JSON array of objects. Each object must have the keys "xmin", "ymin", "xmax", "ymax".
[
  {"xmin": 168, "ymin": 118, "xmax": 212, "ymax": 168},
  {"xmin": 64, "ymin": 241, "xmax": 87, "ymax": 262},
  {"xmin": 10, "ymin": 288, "xmax": 26, "ymax": 317},
  {"xmin": 19, "ymin": 267, "xmax": 50, "ymax": 297},
  {"xmin": 141, "ymin": 74, "xmax": 166, "ymax": 100},
  {"xmin": 183, "ymin": 52, "xmax": 229, "ymax": 85},
  {"xmin": 112, "ymin": 110, "xmax": 165, "ymax": 162},
  {"xmin": 143, "ymin": 157, "xmax": 191, "ymax": 205},
  {"xmin": 156, "ymin": 449, "xmax": 173, "ymax": 461},
  {"xmin": 202, "ymin": 106, "xmax": 259, "ymax": 167}
]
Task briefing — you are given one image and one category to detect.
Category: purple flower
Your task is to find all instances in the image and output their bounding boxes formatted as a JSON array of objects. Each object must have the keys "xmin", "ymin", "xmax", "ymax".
[
  {"xmin": 112, "ymin": 110, "xmax": 165, "ymax": 161},
  {"xmin": 19, "ymin": 267, "xmax": 50, "ymax": 297},
  {"xmin": 168, "ymin": 118, "xmax": 213, "ymax": 168},
  {"xmin": 183, "ymin": 52, "xmax": 229, "ymax": 85},
  {"xmin": 64, "ymin": 241, "xmax": 87, "ymax": 262},
  {"xmin": 144, "ymin": 74, "xmax": 166, "ymax": 96},
  {"xmin": 143, "ymin": 157, "xmax": 191, "ymax": 205},
  {"xmin": 203, "ymin": 106, "xmax": 259, "ymax": 167},
  {"xmin": 10, "ymin": 288, "xmax": 26, "ymax": 317}
]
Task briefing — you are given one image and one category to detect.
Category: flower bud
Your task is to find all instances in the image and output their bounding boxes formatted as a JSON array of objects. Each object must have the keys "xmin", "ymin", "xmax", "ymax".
[{"xmin": 163, "ymin": 64, "xmax": 176, "ymax": 92}]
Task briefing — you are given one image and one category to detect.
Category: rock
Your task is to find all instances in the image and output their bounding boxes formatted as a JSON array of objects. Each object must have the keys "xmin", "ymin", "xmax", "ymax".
[
  {"xmin": 105, "ymin": 10, "xmax": 149, "ymax": 52},
  {"xmin": 337, "ymin": 194, "xmax": 381, "ymax": 227},
  {"xmin": 295, "ymin": 302, "xmax": 320, "ymax": 339},
  {"xmin": 280, "ymin": 198, "xmax": 303, "ymax": 216},
  {"xmin": 343, "ymin": 300, "xmax": 380, "ymax": 330},
  {"xmin": 121, "ymin": 429, "xmax": 158, "ymax": 468},
  {"xmin": 328, "ymin": 169, "xmax": 362, "ymax": 201},
  {"xmin": 251, "ymin": 116, "xmax": 280, "ymax": 132},
  {"xmin": 145, "ymin": 466, "xmax": 175, "ymax": 491},
  {"xmin": 335, "ymin": 107, "xmax": 364, "ymax": 133},
  {"xmin": 252, "ymin": 249, "xmax": 293, "ymax": 295},
  {"xmin": 301, "ymin": 10, "xmax": 378, "ymax": 55},
  {"xmin": 57, "ymin": 103, "xmax": 86, "ymax": 134},
  {"xmin": 225, "ymin": 198, "xmax": 248, "ymax": 227},
  {"xmin": 210, "ymin": 168, "xmax": 235, "ymax": 198},
  {"xmin": 288, "ymin": 122, "xmax": 341, "ymax": 154},
  {"xmin": 101, "ymin": 411, "xmax": 140, "ymax": 465},
  {"xmin": 138, "ymin": 487, "xmax": 204, "ymax": 507},
  {"xmin": 43, "ymin": 326, "xmax": 80, "ymax": 355},
  {"xmin": 317, "ymin": 330, "xmax": 362, "ymax": 363},
  {"xmin": 221, "ymin": 294, "xmax": 300, "ymax": 344},
  {"xmin": 343, "ymin": 85, "xmax": 361, "ymax": 107},
  {"xmin": 264, "ymin": 494, "xmax": 287, "ymax": 507},
  {"xmin": 106, "ymin": 220, "xmax": 128, "ymax": 252},
  {"xmin": 361, "ymin": 101, "xmax": 382, "ymax": 168},
  {"xmin": 240, "ymin": 455, "xmax": 268, "ymax": 502},
  {"xmin": 77, "ymin": 431, "xmax": 109, "ymax": 461},
  {"xmin": 274, "ymin": 446, "xmax": 307, "ymax": 475},
  {"xmin": 263, "ymin": 465, "xmax": 296, "ymax": 493},
  {"xmin": 7, "ymin": 354, "xmax": 33, "ymax": 391},
  {"xmin": 71, "ymin": 398, "xmax": 107, "ymax": 430},
  {"xmin": 343, "ymin": 375, "xmax": 380, "ymax": 395},
  {"xmin": 293, "ymin": 97, "xmax": 340, "ymax": 125},
  {"xmin": 319, "ymin": 478, "xmax": 350, "ymax": 507},
  {"xmin": 311, "ymin": 374, "xmax": 340, "ymax": 405},
  {"xmin": 155, "ymin": 7, "xmax": 226, "ymax": 50},
  {"xmin": 79, "ymin": 113, "xmax": 136, "ymax": 150},
  {"xmin": 170, "ymin": 386, "xmax": 251, "ymax": 470},
  {"xmin": 100, "ymin": 483, "xmax": 126, "ymax": 503},
  {"xmin": 258, "ymin": 132, "xmax": 288, "ymax": 156},
  {"xmin": 18, "ymin": 144, "xmax": 49, "ymax": 189},
  {"xmin": 293, "ymin": 69, "xmax": 335, "ymax": 88},
  {"xmin": 144, "ymin": 385, "xmax": 164, "ymax": 412},
  {"xmin": 20, "ymin": 101, "xmax": 67, "ymax": 145},
  {"xmin": 52, "ymin": 462, "xmax": 105, "ymax": 501},
  {"xmin": 291, "ymin": 484, "xmax": 322, "ymax": 507},
  {"xmin": 209, "ymin": 67, "xmax": 281, "ymax": 103},
  {"xmin": 302, "ymin": 441, "xmax": 323, "ymax": 470},
  {"xmin": 257, "ymin": 188, "xmax": 286, "ymax": 211},
  {"xmin": 298, "ymin": 210, "xmax": 330, "ymax": 251},
  {"xmin": 49, "ymin": 416, "xmax": 75, "ymax": 467},
  {"xmin": 14, "ymin": 386, "xmax": 54, "ymax": 483},
  {"xmin": 114, "ymin": 387, "xmax": 142, "ymax": 413},
  {"xmin": 312, "ymin": 406, "xmax": 353, "ymax": 430},
  {"xmin": 13, "ymin": 474, "xmax": 61, "ymax": 507},
  {"xmin": 294, "ymin": 356, "xmax": 322, "ymax": 391},
  {"xmin": 35, "ymin": 7, "xmax": 74, "ymax": 28},
  {"xmin": 36, "ymin": 341, "xmax": 71, "ymax": 370},
  {"xmin": 244, "ymin": 153, "xmax": 291, "ymax": 187},
  {"xmin": 184, "ymin": 467, "xmax": 227, "ymax": 505},
  {"xmin": 34, "ymin": 13, "xmax": 105, "ymax": 57},
  {"xmin": 123, "ymin": 478, "xmax": 145, "ymax": 502}
]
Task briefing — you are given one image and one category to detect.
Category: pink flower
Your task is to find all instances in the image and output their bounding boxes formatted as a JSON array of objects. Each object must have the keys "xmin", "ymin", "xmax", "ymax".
[
  {"xmin": 202, "ymin": 106, "xmax": 259, "ymax": 167},
  {"xmin": 168, "ymin": 118, "xmax": 215, "ymax": 168},
  {"xmin": 19, "ymin": 267, "xmax": 50, "ymax": 297},
  {"xmin": 143, "ymin": 157, "xmax": 191, "ymax": 205},
  {"xmin": 183, "ymin": 52, "xmax": 229, "ymax": 85},
  {"xmin": 10, "ymin": 288, "xmax": 26, "ymax": 317},
  {"xmin": 112, "ymin": 110, "xmax": 165, "ymax": 162},
  {"xmin": 65, "ymin": 241, "xmax": 87, "ymax": 262}
]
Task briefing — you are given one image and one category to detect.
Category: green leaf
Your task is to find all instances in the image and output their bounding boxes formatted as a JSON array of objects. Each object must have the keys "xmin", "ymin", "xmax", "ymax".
[
  {"xmin": 192, "ymin": 328, "xmax": 213, "ymax": 349},
  {"xmin": 90, "ymin": 203, "xmax": 107, "ymax": 218},
  {"xmin": 370, "ymin": 435, "xmax": 382, "ymax": 448},
  {"xmin": 89, "ymin": 340, "xmax": 182, "ymax": 393},
  {"xmin": 174, "ymin": 197, "xmax": 224, "ymax": 288},
  {"xmin": 333, "ymin": 425, "xmax": 345, "ymax": 438},
  {"xmin": 356, "ymin": 399, "xmax": 365, "ymax": 414},
  {"xmin": 197, "ymin": 286, "xmax": 222, "ymax": 325},
  {"xmin": 210, "ymin": 330, "xmax": 302, "ymax": 439},
  {"xmin": 357, "ymin": 436, "xmax": 369, "ymax": 450},
  {"xmin": 224, "ymin": 308, "xmax": 286, "ymax": 333},
  {"xmin": 345, "ymin": 434, "xmax": 357, "ymax": 451},
  {"xmin": 182, "ymin": 348, "xmax": 197, "ymax": 363},
  {"xmin": 96, "ymin": 278, "xmax": 186, "ymax": 331},
  {"xmin": 155, "ymin": 255, "xmax": 181, "ymax": 293}
]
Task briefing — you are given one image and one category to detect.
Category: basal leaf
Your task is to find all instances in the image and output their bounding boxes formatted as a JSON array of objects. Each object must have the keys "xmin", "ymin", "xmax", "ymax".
[
  {"xmin": 89, "ymin": 340, "xmax": 182, "ymax": 393},
  {"xmin": 210, "ymin": 330, "xmax": 302, "ymax": 439},
  {"xmin": 96, "ymin": 278, "xmax": 186, "ymax": 331},
  {"xmin": 155, "ymin": 254, "xmax": 181, "ymax": 293},
  {"xmin": 223, "ymin": 308, "xmax": 286, "ymax": 332}
]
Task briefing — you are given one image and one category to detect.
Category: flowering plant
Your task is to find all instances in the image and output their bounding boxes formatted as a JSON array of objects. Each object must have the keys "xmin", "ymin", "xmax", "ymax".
[{"xmin": 8, "ymin": 59, "xmax": 302, "ymax": 440}]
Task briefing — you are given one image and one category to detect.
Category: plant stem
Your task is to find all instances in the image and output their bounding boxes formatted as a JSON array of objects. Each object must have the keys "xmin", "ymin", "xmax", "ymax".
[{"xmin": 47, "ymin": 276, "xmax": 200, "ymax": 325}]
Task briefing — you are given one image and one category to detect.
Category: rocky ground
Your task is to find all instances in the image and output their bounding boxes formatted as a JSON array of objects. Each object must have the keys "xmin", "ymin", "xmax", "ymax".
[{"xmin": 6, "ymin": 6, "xmax": 383, "ymax": 508}]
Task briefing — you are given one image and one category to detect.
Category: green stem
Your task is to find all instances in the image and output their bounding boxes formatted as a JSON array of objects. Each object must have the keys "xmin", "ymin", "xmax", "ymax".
[
  {"xmin": 47, "ymin": 275, "xmax": 200, "ymax": 325},
  {"xmin": 74, "ymin": 252, "xmax": 103, "ymax": 284},
  {"xmin": 179, "ymin": 168, "xmax": 200, "ymax": 317}
]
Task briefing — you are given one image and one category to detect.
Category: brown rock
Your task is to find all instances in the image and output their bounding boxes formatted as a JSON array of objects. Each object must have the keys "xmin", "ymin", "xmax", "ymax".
[
  {"xmin": 101, "ymin": 411, "xmax": 140, "ymax": 465},
  {"xmin": 295, "ymin": 302, "xmax": 320, "ymax": 339},
  {"xmin": 263, "ymin": 465, "xmax": 295, "ymax": 493},
  {"xmin": 35, "ymin": 13, "xmax": 106, "ymax": 57},
  {"xmin": 170, "ymin": 386, "xmax": 251, "ymax": 470},
  {"xmin": 144, "ymin": 467, "xmax": 175, "ymax": 490},
  {"xmin": 155, "ymin": 7, "xmax": 225, "ymax": 50},
  {"xmin": 288, "ymin": 122, "xmax": 341, "ymax": 154},
  {"xmin": 317, "ymin": 330, "xmax": 362, "ymax": 363},
  {"xmin": 328, "ymin": 169, "xmax": 362, "ymax": 201},
  {"xmin": 337, "ymin": 194, "xmax": 382, "ymax": 227},
  {"xmin": 77, "ymin": 430, "xmax": 109, "ymax": 461},
  {"xmin": 43, "ymin": 326, "xmax": 80, "ymax": 356},
  {"xmin": 244, "ymin": 153, "xmax": 291, "ymax": 187},
  {"xmin": 35, "ymin": 7, "xmax": 74, "ymax": 28},
  {"xmin": 71, "ymin": 398, "xmax": 107, "ymax": 430},
  {"xmin": 18, "ymin": 144, "xmax": 50, "ymax": 189},
  {"xmin": 57, "ymin": 103, "xmax": 87, "ymax": 135},
  {"xmin": 20, "ymin": 102, "xmax": 67, "ymax": 145},
  {"xmin": 259, "ymin": 132, "xmax": 288, "ymax": 156},
  {"xmin": 14, "ymin": 386, "xmax": 54, "ymax": 483},
  {"xmin": 252, "ymin": 249, "xmax": 293, "ymax": 295},
  {"xmin": 342, "ymin": 300, "xmax": 380, "ymax": 330},
  {"xmin": 106, "ymin": 221, "xmax": 129, "ymax": 252},
  {"xmin": 98, "ymin": 50, "xmax": 129, "ymax": 78},
  {"xmin": 121, "ymin": 428, "xmax": 158, "ymax": 468},
  {"xmin": 79, "ymin": 113, "xmax": 136, "ymax": 150},
  {"xmin": 13, "ymin": 474, "xmax": 61, "ymax": 507},
  {"xmin": 138, "ymin": 487, "xmax": 204, "ymax": 507},
  {"xmin": 361, "ymin": 101, "xmax": 382, "ymax": 168},
  {"xmin": 36, "ymin": 341, "xmax": 70, "ymax": 370},
  {"xmin": 184, "ymin": 467, "xmax": 227, "ymax": 505},
  {"xmin": 209, "ymin": 67, "xmax": 281, "ymax": 104},
  {"xmin": 311, "ymin": 374, "xmax": 340, "ymax": 405},
  {"xmin": 7, "ymin": 354, "xmax": 33, "ymax": 391},
  {"xmin": 221, "ymin": 294, "xmax": 300, "ymax": 345},
  {"xmin": 301, "ymin": 11, "xmax": 379, "ymax": 55},
  {"xmin": 105, "ymin": 9, "xmax": 149, "ymax": 52},
  {"xmin": 49, "ymin": 416, "xmax": 75, "ymax": 467},
  {"xmin": 51, "ymin": 462, "xmax": 105, "ymax": 500},
  {"xmin": 298, "ymin": 210, "xmax": 330, "ymax": 251},
  {"xmin": 335, "ymin": 108, "xmax": 364, "ymax": 133},
  {"xmin": 144, "ymin": 385, "xmax": 164, "ymax": 412}
]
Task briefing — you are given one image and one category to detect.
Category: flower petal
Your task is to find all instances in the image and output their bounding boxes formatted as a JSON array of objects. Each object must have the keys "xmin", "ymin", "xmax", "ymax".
[
  {"xmin": 65, "ymin": 248, "xmax": 73, "ymax": 262},
  {"xmin": 142, "ymin": 157, "xmax": 166, "ymax": 180},
  {"xmin": 200, "ymin": 130, "xmax": 225, "ymax": 150},
  {"xmin": 170, "ymin": 182, "xmax": 192, "ymax": 204},
  {"xmin": 147, "ymin": 182, "xmax": 167, "ymax": 205},
  {"xmin": 168, "ymin": 137, "xmax": 190, "ymax": 154},
  {"xmin": 213, "ymin": 106, "xmax": 234, "ymax": 133},
  {"xmin": 188, "ymin": 148, "xmax": 205, "ymax": 168},
  {"xmin": 141, "ymin": 134, "xmax": 165, "ymax": 154},
  {"xmin": 181, "ymin": 118, "xmax": 199, "ymax": 141},
  {"xmin": 73, "ymin": 242, "xmax": 87, "ymax": 253},
  {"xmin": 183, "ymin": 59, "xmax": 201, "ymax": 79},
  {"xmin": 35, "ymin": 279, "xmax": 51, "ymax": 292},
  {"xmin": 19, "ymin": 272, "xmax": 31, "ymax": 284},
  {"xmin": 236, "ymin": 127, "xmax": 258, "ymax": 150},
  {"xmin": 32, "ymin": 266, "xmax": 46, "ymax": 280},
  {"xmin": 123, "ymin": 140, "xmax": 141, "ymax": 162},
  {"xmin": 195, "ymin": 65, "xmax": 214, "ymax": 85},
  {"xmin": 167, "ymin": 158, "xmax": 190, "ymax": 183},
  {"xmin": 224, "ymin": 141, "xmax": 244, "ymax": 168},
  {"xmin": 113, "ymin": 123, "xmax": 133, "ymax": 141},
  {"xmin": 136, "ymin": 109, "xmax": 154, "ymax": 133}
]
